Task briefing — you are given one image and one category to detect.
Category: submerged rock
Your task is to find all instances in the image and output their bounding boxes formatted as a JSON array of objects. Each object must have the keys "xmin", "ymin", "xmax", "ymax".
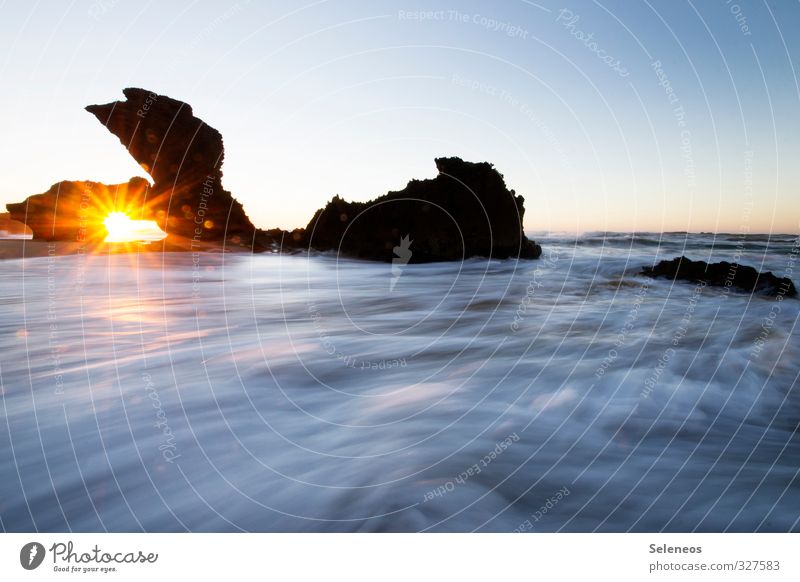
[
  {"xmin": 302, "ymin": 157, "xmax": 541, "ymax": 262},
  {"xmin": 85, "ymin": 88, "xmax": 257, "ymax": 246},
  {"xmin": 642, "ymin": 256, "xmax": 797, "ymax": 297}
]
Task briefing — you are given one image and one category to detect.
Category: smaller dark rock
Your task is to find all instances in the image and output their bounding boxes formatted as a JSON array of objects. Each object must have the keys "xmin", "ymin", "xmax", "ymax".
[{"xmin": 641, "ymin": 256, "xmax": 797, "ymax": 297}]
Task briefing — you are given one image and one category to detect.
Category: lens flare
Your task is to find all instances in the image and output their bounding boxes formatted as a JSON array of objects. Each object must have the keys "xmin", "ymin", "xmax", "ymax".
[{"xmin": 103, "ymin": 212, "xmax": 166, "ymax": 243}]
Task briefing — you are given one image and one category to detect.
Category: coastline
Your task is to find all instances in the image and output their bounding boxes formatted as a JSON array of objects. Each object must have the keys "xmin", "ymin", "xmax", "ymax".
[{"xmin": 0, "ymin": 237, "xmax": 255, "ymax": 260}]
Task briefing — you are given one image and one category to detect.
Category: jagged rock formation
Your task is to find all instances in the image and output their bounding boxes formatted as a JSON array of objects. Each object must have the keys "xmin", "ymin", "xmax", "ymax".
[
  {"xmin": 297, "ymin": 157, "xmax": 541, "ymax": 262},
  {"xmin": 8, "ymin": 88, "xmax": 257, "ymax": 246},
  {"xmin": 7, "ymin": 178, "xmax": 150, "ymax": 242},
  {"xmin": 85, "ymin": 88, "xmax": 256, "ymax": 245},
  {"xmin": 642, "ymin": 256, "xmax": 797, "ymax": 297},
  {"xmin": 7, "ymin": 89, "xmax": 541, "ymax": 261}
]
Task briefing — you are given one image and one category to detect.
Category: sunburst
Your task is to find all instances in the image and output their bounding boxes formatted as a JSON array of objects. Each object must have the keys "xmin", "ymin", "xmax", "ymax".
[{"xmin": 103, "ymin": 211, "xmax": 166, "ymax": 243}]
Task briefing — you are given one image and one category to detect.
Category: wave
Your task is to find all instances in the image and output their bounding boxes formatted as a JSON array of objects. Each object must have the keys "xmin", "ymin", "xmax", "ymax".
[{"xmin": 0, "ymin": 234, "xmax": 798, "ymax": 532}]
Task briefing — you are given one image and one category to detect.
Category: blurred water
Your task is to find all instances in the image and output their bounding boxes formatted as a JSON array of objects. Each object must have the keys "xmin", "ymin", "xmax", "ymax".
[{"xmin": 1, "ymin": 232, "xmax": 799, "ymax": 532}]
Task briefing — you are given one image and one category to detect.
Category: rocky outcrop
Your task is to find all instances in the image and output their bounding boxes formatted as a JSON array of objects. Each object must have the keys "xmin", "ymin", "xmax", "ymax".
[
  {"xmin": 8, "ymin": 88, "xmax": 257, "ymax": 246},
  {"xmin": 7, "ymin": 178, "xmax": 150, "ymax": 242},
  {"xmin": 301, "ymin": 157, "xmax": 541, "ymax": 262},
  {"xmin": 84, "ymin": 88, "xmax": 256, "ymax": 245},
  {"xmin": 642, "ymin": 256, "xmax": 797, "ymax": 297},
  {"xmin": 8, "ymin": 88, "xmax": 541, "ymax": 260},
  {"xmin": 0, "ymin": 212, "xmax": 32, "ymax": 236}
]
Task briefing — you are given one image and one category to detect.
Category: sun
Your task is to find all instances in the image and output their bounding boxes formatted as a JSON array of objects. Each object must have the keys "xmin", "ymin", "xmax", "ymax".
[{"xmin": 103, "ymin": 211, "xmax": 167, "ymax": 243}]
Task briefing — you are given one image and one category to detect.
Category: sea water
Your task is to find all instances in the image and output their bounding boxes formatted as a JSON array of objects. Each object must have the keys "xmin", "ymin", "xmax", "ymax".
[{"xmin": 1, "ymin": 232, "xmax": 798, "ymax": 532}]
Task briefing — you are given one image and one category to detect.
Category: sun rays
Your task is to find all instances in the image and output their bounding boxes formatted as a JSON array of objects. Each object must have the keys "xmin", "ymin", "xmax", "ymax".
[{"xmin": 102, "ymin": 211, "xmax": 166, "ymax": 243}]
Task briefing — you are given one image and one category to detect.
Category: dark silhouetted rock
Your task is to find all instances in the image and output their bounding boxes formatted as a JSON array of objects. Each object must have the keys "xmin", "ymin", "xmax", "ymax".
[
  {"xmin": 7, "ymin": 178, "xmax": 150, "ymax": 242},
  {"xmin": 85, "ymin": 88, "xmax": 256, "ymax": 246},
  {"xmin": 303, "ymin": 157, "xmax": 541, "ymax": 262},
  {"xmin": 7, "ymin": 88, "xmax": 542, "ymax": 262},
  {"xmin": 642, "ymin": 256, "xmax": 796, "ymax": 297}
]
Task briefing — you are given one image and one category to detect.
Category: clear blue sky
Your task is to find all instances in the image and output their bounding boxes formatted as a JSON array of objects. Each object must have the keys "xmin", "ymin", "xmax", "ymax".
[{"xmin": 1, "ymin": 0, "xmax": 798, "ymax": 233}]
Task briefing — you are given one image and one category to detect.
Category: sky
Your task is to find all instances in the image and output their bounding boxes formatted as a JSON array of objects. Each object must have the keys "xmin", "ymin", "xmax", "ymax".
[{"xmin": 1, "ymin": 0, "xmax": 798, "ymax": 234}]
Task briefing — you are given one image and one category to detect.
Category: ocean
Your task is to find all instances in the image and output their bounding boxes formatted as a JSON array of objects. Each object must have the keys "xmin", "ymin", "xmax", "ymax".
[{"xmin": 1, "ymin": 232, "xmax": 798, "ymax": 532}]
